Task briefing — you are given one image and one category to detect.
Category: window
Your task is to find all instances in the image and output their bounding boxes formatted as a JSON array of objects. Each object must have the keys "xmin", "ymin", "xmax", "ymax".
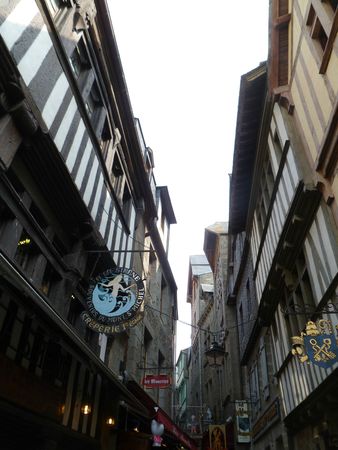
[
  {"xmin": 99, "ymin": 117, "xmax": 112, "ymax": 160},
  {"xmin": 306, "ymin": 1, "xmax": 338, "ymax": 73},
  {"xmin": 40, "ymin": 261, "xmax": 60, "ymax": 296},
  {"xmin": 67, "ymin": 294, "xmax": 83, "ymax": 327},
  {"xmin": 143, "ymin": 327, "xmax": 152, "ymax": 369},
  {"xmin": 281, "ymin": 250, "xmax": 316, "ymax": 336},
  {"xmin": 249, "ymin": 362, "xmax": 260, "ymax": 417},
  {"xmin": 158, "ymin": 351, "xmax": 165, "ymax": 374},
  {"xmin": 69, "ymin": 38, "xmax": 90, "ymax": 78},
  {"xmin": 85, "ymin": 81, "xmax": 104, "ymax": 130},
  {"xmin": 307, "ymin": 6, "xmax": 328, "ymax": 51},
  {"xmin": 122, "ymin": 185, "xmax": 132, "ymax": 222},
  {"xmin": 15, "ymin": 230, "xmax": 39, "ymax": 274},
  {"xmin": 259, "ymin": 336, "xmax": 270, "ymax": 400},
  {"xmin": 255, "ymin": 153, "xmax": 275, "ymax": 238},
  {"xmin": 111, "ymin": 152, "xmax": 125, "ymax": 202}
]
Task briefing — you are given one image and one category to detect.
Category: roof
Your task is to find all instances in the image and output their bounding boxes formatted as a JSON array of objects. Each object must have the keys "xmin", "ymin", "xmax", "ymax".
[
  {"xmin": 187, "ymin": 255, "xmax": 212, "ymax": 301},
  {"xmin": 201, "ymin": 283, "xmax": 214, "ymax": 293},
  {"xmin": 203, "ymin": 222, "xmax": 229, "ymax": 271},
  {"xmin": 157, "ymin": 186, "xmax": 177, "ymax": 224},
  {"xmin": 189, "ymin": 255, "xmax": 212, "ymax": 276},
  {"xmin": 229, "ymin": 63, "xmax": 267, "ymax": 234}
]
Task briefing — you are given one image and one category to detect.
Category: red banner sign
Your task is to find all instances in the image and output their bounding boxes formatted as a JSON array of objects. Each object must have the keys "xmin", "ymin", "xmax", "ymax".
[{"xmin": 142, "ymin": 375, "xmax": 171, "ymax": 389}]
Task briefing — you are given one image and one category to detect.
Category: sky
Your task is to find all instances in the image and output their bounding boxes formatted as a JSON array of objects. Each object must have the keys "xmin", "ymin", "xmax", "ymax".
[{"xmin": 109, "ymin": 0, "xmax": 269, "ymax": 357}]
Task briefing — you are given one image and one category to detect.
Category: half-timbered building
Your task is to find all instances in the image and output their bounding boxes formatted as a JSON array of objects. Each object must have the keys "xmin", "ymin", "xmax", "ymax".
[
  {"xmin": 0, "ymin": 1, "xmax": 181, "ymax": 449},
  {"xmin": 228, "ymin": 0, "xmax": 338, "ymax": 448}
]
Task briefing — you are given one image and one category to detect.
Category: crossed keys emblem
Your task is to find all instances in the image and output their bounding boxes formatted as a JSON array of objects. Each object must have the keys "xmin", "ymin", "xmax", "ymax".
[
  {"xmin": 292, "ymin": 320, "xmax": 338, "ymax": 368},
  {"xmin": 309, "ymin": 338, "xmax": 336, "ymax": 362}
]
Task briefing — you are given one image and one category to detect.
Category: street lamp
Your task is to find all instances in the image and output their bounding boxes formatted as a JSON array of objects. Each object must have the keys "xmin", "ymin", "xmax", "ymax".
[{"xmin": 205, "ymin": 341, "xmax": 226, "ymax": 367}]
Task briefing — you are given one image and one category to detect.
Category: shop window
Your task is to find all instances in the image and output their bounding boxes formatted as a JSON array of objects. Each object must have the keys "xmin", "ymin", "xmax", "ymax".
[
  {"xmin": 40, "ymin": 260, "xmax": 60, "ymax": 297},
  {"xmin": 42, "ymin": 340, "xmax": 61, "ymax": 381},
  {"xmin": 14, "ymin": 230, "xmax": 40, "ymax": 274},
  {"xmin": 67, "ymin": 294, "xmax": 83, "ymax": 327},
  {"xmin": 0, "ymin": 300, "xmax": 18, "ymax": 354},
  {"xmin": 28, "ymin": 327, "xmax": 47, "ymax": 376}
]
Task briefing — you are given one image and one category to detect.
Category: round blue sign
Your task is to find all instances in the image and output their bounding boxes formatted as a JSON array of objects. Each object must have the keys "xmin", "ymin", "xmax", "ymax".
[{"xmin": 86, "ymin": 267, "xmax": 145, "ymax": 325}]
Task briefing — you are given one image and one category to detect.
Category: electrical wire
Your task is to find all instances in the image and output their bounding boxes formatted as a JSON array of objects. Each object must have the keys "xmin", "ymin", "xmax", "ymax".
[
  {"xmin": 97, "ymin": 204, "xmax": 255, "ymax": 337},
  {"xmin": 144, "ymin": 303, "xmax": 257, "ymax": 335},
  {"xmin": 101, "ymin": 203, "xmax": 154, "ymax": 253}
]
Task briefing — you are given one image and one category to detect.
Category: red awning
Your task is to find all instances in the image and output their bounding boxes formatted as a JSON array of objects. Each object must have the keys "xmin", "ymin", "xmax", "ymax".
[
  {"xmin": 155, "ymin": 409, "xmax": 198, "ymax": 450},
  {"xmin": 127, "ymin": 381, "xmax": 197, "ymax": 450}
]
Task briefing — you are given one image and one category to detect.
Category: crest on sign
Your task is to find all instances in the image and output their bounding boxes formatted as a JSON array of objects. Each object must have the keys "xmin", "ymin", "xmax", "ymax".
[{"xmin": 291, "ymin": 319, "xmax": 338, "ymax": 368}]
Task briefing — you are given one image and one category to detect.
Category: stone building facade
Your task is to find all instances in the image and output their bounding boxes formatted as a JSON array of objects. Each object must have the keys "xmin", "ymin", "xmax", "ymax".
[{"xmin": 0, "ymin": 1, "xmax": 187, "ymax": 449}]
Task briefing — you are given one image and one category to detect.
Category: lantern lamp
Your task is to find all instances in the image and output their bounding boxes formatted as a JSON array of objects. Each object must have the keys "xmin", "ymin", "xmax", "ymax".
[{"xmin": 205, "ymin": 341, "xmax": 226, "ymax": 367}]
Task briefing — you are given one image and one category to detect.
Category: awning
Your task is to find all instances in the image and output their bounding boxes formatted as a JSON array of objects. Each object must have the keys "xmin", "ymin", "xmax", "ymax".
[
  {"xmin": 156, "ymin": 409, "xmax": 198, "ymax": 450},
  {"xmin": 127, "ymin": 381, "xmax": 198, "ymax": 450}
]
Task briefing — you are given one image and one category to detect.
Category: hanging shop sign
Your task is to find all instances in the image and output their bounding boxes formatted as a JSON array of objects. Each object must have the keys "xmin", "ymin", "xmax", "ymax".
[
  {"xmin": 235, "ymin": 400, "xmax": 250, "ymax": 444},
  {"xmin": 209, "ymin": 424, "xmax": 226, "ymax": 450},
  {"xmin": 291, "ymin": 319, "xmax": 338, "ymax": 368},
  {"xmin": 142, "ymin": 375, "xmax": 171, "ymax": 389},
  {"xmin": 81, "ymin": 267, "xmax": 145, "ymax": 334}
]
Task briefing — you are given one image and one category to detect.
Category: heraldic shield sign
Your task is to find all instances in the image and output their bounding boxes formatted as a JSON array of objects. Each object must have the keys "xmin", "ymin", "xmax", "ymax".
[
  {"xmin": 291, "ymin": 319, "xmax": 338, "ymax": 368},
  {"xmin": 81, "ymin": 267, "xmax": 145, "ymax": 334}
]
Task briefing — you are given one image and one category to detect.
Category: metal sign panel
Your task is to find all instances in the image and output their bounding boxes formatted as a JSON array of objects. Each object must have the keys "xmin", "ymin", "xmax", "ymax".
[
  {"xmin": 142, "ymin": 375, "xmax": 171, "ymax": 389},
  {"xmin": 81, "ymin": 267, "xmax": 145, "ymax": 334},
  {"xmin": 292, "ymin": 319, "xmax": 338, "ymax": 368}
]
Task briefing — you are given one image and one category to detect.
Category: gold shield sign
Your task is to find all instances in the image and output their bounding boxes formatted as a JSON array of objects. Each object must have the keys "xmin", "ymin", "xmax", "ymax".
[{"xmin": 291, "ymin": 319, "xmax": 338, "ymax": 368}]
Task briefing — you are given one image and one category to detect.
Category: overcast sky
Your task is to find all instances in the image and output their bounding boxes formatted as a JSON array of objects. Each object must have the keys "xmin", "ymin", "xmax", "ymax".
[{"xmin": 109, "ymin": 0, "xmax": 269, "ymax": 357}]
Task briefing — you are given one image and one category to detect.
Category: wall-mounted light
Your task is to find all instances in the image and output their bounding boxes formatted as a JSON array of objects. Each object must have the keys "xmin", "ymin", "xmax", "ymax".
[
  {"xmin": 106, "ymin": 417, "xmax": 116, "ymax": 427},
  {"xmin": 57, "ymin": 404, "xmax": 65, "ymax": 416},
  {"xmin": 81, "ymin": 404, "xmax": 92, "ymax": 415}
]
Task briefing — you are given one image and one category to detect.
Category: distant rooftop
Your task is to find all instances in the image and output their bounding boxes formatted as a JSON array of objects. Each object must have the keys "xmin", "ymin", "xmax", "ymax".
[
  {"xmin": 187, "ymin": 255, "xmax": 212, "ymax": 301},
  {"xmin": 201, "ymin": 283, "xmax": 214, "ymax": 293},
  {"xmin": 189, "ymin": 255, "xmax": 212, "ymax": 276},
  {"xmin": 205, "ymin": 222, "xmax": 228, "ymax": 234}
]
